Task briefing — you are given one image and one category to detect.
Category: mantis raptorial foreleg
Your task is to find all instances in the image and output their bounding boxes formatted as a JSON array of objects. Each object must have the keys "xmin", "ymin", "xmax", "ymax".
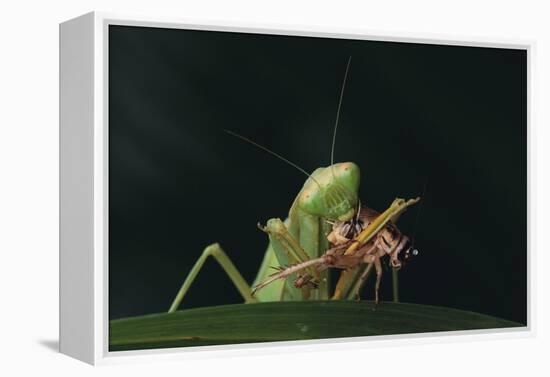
[
  {"xmin": 258, "ymin": 218, "xmax": 325, "ymax": 300},
  {"xmin": 168, "ymin": 243, "xmax": 255, "ymax": 313},
  {"xmin": 258, "ymin": 219, "xmax": 310, "ymax": 267}
]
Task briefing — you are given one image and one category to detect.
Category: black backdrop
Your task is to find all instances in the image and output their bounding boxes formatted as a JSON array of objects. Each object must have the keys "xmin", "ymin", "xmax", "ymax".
[{"xmin": 109, "ymin": 25, "xmax": 527, "ymax": 324}]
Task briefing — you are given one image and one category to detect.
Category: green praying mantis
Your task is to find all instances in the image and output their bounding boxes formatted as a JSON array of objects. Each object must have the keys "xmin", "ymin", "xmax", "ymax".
[{"xmin": 168, "ymin": 57, "xmax": 420, "ymax": 313}]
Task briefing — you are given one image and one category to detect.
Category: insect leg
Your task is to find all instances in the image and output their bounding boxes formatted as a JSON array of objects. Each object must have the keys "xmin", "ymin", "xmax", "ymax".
[
  {"xmin": 373, "ymin": 257, "xmax": 383, "ymax": 304},
  {"xmin": 251, "ymin": 257, "xmax": 328, "ymax": 295},
  {"xmin": 332, "ymin": 244, "xmax": 377, "ymax": 300},
  {"xmin": 299, "ymin": 213, "xmax": 330, "ymax": 300},
  {"xmin": 339, "ymin": 198, "xmax": 419, "ymax": 301},
  {"xmin": 344, "ymin": 197, "xmax": 420, "ymax": 256},
  {"xmin": 258, "ymin": 219, "xmax": 310, "ymax": 264},
  {"xmin": 392, "ymin": 268, "xmax": 399, "ymax": 303},
  {"xmin": 258, "ymin": 218, "xmax": 314, "ymax": 300},
  {"xmin": 332, "ymin": 267, "xmax": 363, "ymax": 300},
  {"xmin": 168, "ymin": 243, "xmax": 255, "ymax": 313},
  {"xmin": 352, "ymin": 262, "xmax": 374, "ymax": 301},
  {"xmin": 377, "ymin": 232, "xmax": 404, "ymax": 303}
]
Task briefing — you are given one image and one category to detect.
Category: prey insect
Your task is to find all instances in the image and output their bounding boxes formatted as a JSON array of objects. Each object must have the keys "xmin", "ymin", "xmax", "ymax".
[
  {"xmin": 253, "ymin": 198, "xmax": 420, "ymax": 304},
  {"xmin": 168, "ymin": 57, "xmax": 420, "ymax": 313}
]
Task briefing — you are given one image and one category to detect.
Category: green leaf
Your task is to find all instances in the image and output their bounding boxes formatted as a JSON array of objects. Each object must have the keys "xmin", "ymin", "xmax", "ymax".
[{"xmin": 110, "ymin": 301, "xmax": 523, "ymax": 351}]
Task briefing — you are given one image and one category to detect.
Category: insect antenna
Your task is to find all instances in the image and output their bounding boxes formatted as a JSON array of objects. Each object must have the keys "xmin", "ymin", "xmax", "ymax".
[
  {"xmin": 355, "ymin": 200, "xmax": 362, "ymax": 222},
  {"xmin": 410, "ymin": 181, "xmax": 428, "ymax": 249},
  {"xmin": 330, "ymin": 56, "xmax": 352, "ymax": 170},
  {"xmin": 327, "ymin": 56, "xmax": 359, "ymax": 212},
  {"xmin": 224, "ymin": 130, "xmax": 322, "ymax": 188}
]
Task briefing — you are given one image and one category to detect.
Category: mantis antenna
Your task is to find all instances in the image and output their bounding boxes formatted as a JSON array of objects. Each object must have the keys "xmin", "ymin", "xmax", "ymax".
[
  {"xmin": 226, "ymin": 56, "xmax": 352, "ymax": 188},
  {"xmin": 330, "ymin": 56, "xmax": 352, "ymax": 168},
  {"xmin": 224, "ymin": 130, "xmax": 322, "ymax": 188}
]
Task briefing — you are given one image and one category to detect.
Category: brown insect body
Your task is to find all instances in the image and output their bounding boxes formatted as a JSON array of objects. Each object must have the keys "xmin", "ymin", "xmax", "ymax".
[
  {"xmin": 327, "ymin": 206, "xmax": 414, "ymax": 269},
  {"xmin": 252, "ymin": 203, "xmax": 419, "ymax": 303},
  {"xmin": 295, "ymin": 206, "xmax": 418, "ymax": 302}
]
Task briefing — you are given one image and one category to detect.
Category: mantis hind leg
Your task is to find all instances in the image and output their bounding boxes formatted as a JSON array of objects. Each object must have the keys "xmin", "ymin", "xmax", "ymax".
[{"xmin": 168, "ymin": 243, "xmax": 255, "ymax": 313}]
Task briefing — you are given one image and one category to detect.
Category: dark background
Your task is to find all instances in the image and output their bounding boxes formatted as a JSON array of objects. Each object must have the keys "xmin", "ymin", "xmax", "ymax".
[{"xmin": 109, "ymin": 25, "xmax": 527, "ymax": 324}]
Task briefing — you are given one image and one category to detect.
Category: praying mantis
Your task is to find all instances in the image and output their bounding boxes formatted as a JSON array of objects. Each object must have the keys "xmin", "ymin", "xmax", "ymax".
[{"xmin": 168, "ymin": 57, "xmax": 420, "ymax": 313}]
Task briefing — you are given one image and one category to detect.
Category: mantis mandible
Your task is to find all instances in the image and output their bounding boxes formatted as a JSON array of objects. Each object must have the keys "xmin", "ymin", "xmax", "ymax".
[{"xmin": 168, "ymin": 57, "xmax": 420, "ymax": 313}]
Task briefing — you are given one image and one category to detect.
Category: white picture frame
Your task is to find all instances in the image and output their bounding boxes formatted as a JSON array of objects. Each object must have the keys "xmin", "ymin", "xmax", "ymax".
[{"xmin": 59, "ymin": 11, "xmax": 533, "ymax": 365}]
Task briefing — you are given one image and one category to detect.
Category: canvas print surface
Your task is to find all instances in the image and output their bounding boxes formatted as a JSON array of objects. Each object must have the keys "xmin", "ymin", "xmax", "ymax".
[{"xmin": 108, "ymin": 25, "xmax": 527, "ymax": 351}]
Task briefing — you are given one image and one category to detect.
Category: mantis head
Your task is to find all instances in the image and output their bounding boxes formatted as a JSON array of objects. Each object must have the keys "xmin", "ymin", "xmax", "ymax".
[
  {"xmin": 298, "ymin": 162, "xmax": 360, "ymax": 222},
  {"xmin": 299, "ymin": 56, "xmax": 359, "ymax": 222}
]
